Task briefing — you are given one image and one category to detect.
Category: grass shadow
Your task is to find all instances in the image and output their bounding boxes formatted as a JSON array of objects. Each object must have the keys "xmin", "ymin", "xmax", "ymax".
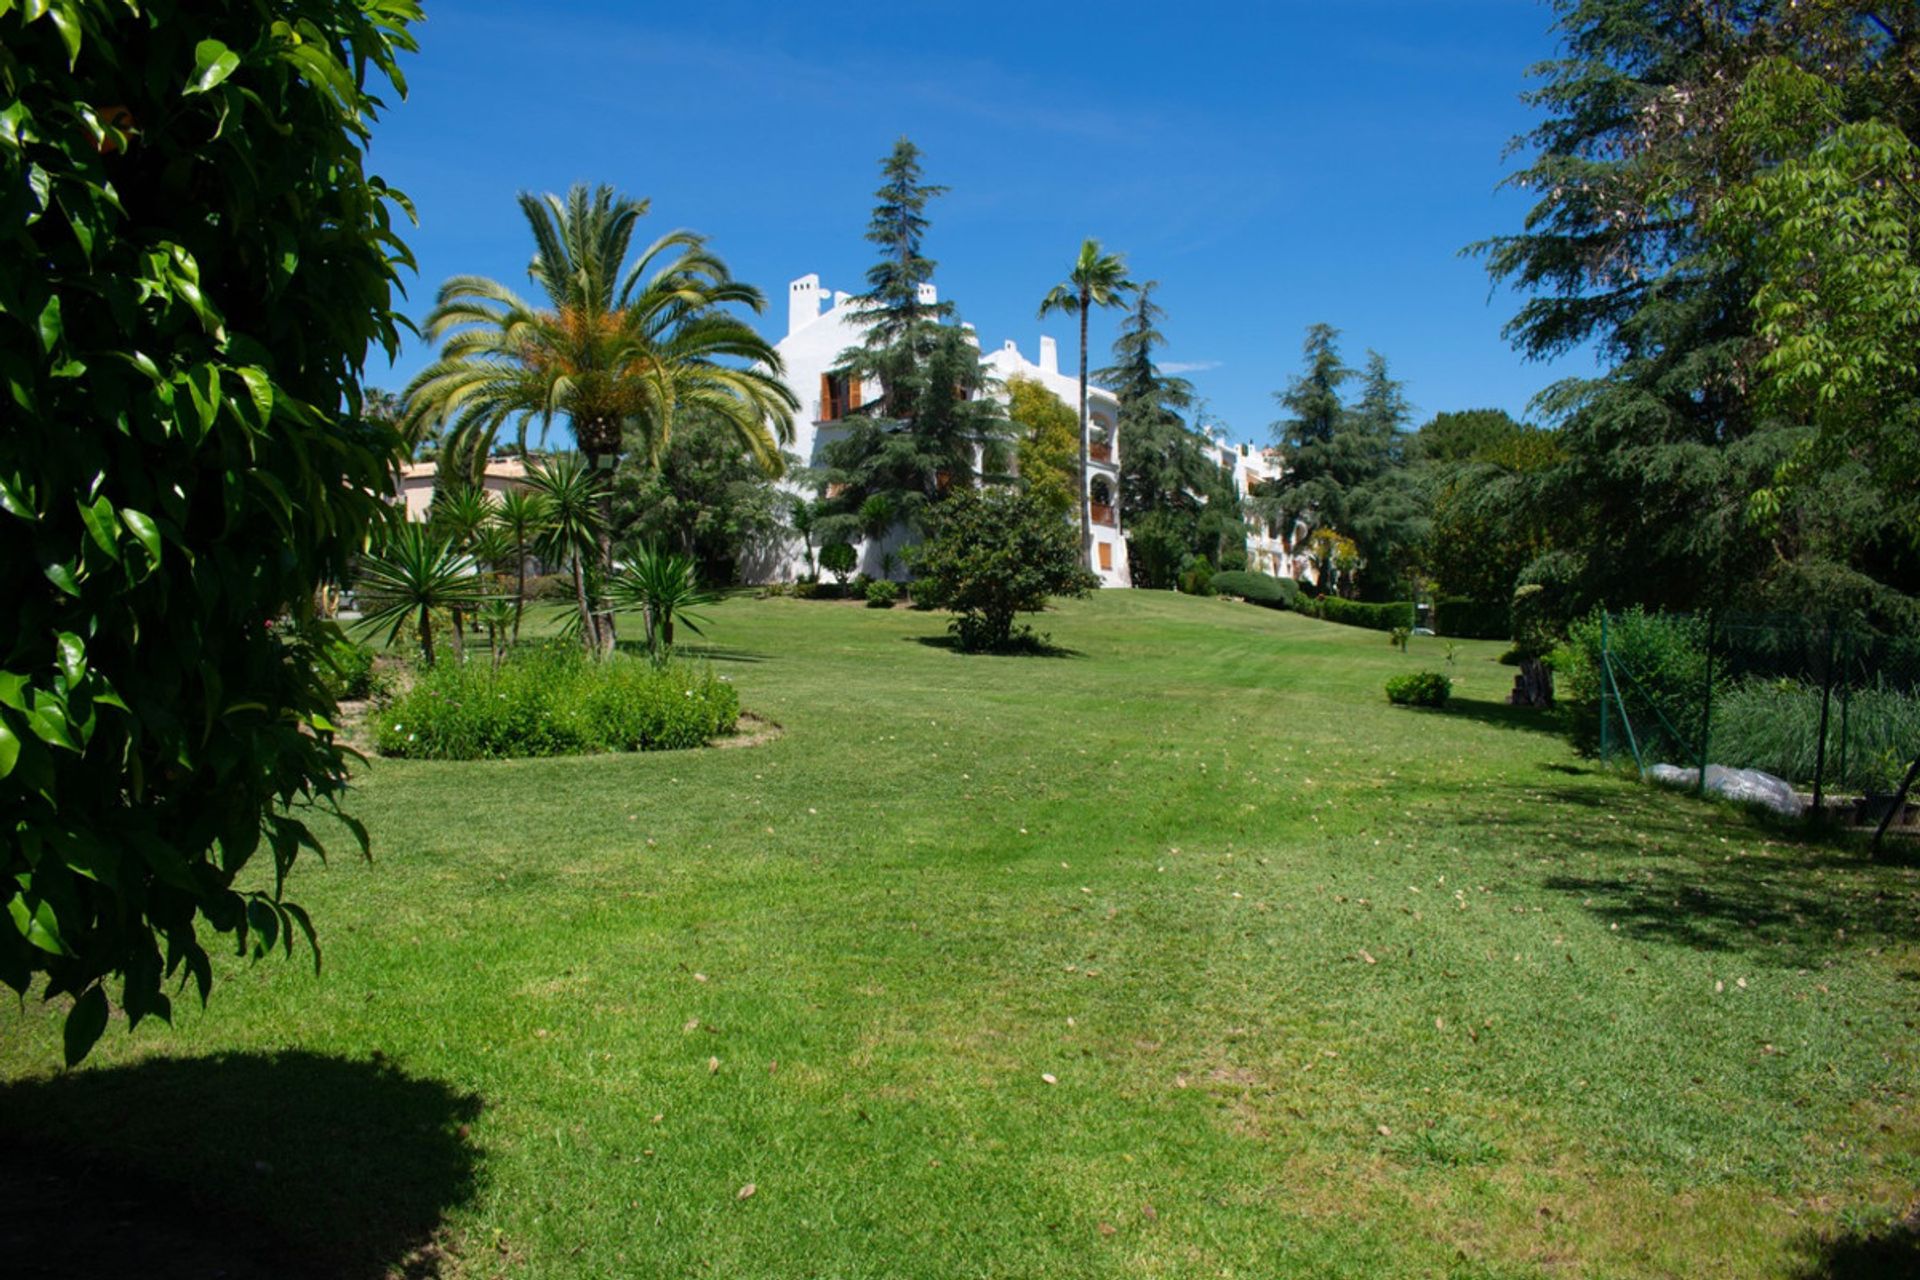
[
  {"xmin": 1446, "ymin": 776, "xmax": 1920, "ymax": 967},
  {"xmin": 1793, "ymin": 1210, "xmax": 1920, "ymax": 1278},
  {"xmin": 1444, "ymin": 695, "xmax": 1562, "ymax": 735},
  {"xmin": 0, "ymin": 1049, "xmax": 482, "ymax": 1279},
  {"xmin": 908, "ymin": 634, "xmax": 1085, "ymax": 659}
]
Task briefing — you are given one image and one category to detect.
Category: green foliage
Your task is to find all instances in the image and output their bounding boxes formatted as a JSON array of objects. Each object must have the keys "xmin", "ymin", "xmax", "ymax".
[
  {"xmin": 1038, "ymin": 238, "xmax": 1135, "ymax": 564},
  {"xmin": 612, "ymin": 405, "xmax": 793, "ymax": 586},
  {"xmin": 1179, "ymin": 557, "xmax": 1215, "ymax": 597},
  {"xmin": 865, "ymin": 580, "xmax": 900, "ymax": 609},
  {"xmin": 1312, "ymin": 597, "xmax": 1415, "ymax": 633},
  {"xmin": 1385, "ymin": 671, "xmax": 1452, "ymax": 707},
  {"xmin": 907, "ymin": 488, "xmax": 1096, "ymax": 651},
  {"xmin": 1559, "ymin": 608, "xmax": 1710, "ymax": 760},
  {"xmin": 1209, "ymin": 570, "xmax": 1301, "ymax": 610},
  {"xmin": 1413, "ymin": 409, "xmax": 1524, "ymax": 465},
  {"xmin": 523, "ymin": 455, "xmax": 608, "ymax": 648},
  {"xmin": 606, "ymin": 545, "xmax": 720, "ymax": 657},
  {"xmin": 319, "ymin": 638, "xmax": 379, "ymax": 702},
  {"xmin": 1007, "ymin": 377, "xmax": 1078, "ymax": 519},
  {"xmin": 353, "ymin": 524, "xmax": 490, "ymax": 667},
  {"xmin": 1389, "ymin": 626, "xmax": 1411, "ymax": 653},
  {"xmin": 819, "ymin": 541, "xmax": 857, "ymax": 586},
  {"xmin": 0, "ymin": 0, "xmax": 420, "ymax": 1060},
  {"xmin": 1510, "ymin": 551, "xmax": 1584, "ymax": 660},
  {"xmin": 1711, "ymin": 678, "xmax": 1920, "ymax": 794},
  {"xmin": 375, "ymin": 646, "xmax": 737, "ymax": 760},
  {"xmin": 1435, "ymin": 598, "xmax": 1510, "ymax": 640}
]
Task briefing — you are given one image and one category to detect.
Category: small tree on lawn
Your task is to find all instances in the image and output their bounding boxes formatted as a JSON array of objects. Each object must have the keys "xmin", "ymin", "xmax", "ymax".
[
  {"xmin": 909, "ymin": 488, "xmax": 1098, "ymax": 651},
  {"xmin": 819, "ymin": 541, "xmax": 857, "ymax": 590}
]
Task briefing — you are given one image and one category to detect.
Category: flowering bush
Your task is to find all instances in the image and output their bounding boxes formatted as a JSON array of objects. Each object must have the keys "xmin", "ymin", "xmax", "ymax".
[{"xmin": 376, "ymin": 644, "xmax": 738, "ymax": 759}]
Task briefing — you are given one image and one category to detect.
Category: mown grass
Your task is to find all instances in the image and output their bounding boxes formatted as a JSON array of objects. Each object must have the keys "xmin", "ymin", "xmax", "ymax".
[{"xmin": 4, "ymin": 592, "xmax": 1919, "ymax": 1279}]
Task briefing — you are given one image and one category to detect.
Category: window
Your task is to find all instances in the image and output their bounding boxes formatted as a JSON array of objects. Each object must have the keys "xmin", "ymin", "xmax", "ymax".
[{"xmin": 819, "ymin": 371, "xmax": 861, "ymax": 421}]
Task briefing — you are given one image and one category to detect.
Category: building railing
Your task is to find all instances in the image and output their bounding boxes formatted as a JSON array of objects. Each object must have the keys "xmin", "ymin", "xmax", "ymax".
[
  {"xmin": 1090, "ymin": 502, "xmax": 1117, "ymax": 527},
  {"xmin": 1089, "ymin": 441, "xmax": 1114, "ymax": 465}
]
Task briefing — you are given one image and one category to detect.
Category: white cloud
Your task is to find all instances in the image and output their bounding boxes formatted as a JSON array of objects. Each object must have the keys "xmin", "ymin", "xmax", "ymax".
[{"xmin": 1162, "ymin": 360, "xmax": 1223, "ymax": 374}]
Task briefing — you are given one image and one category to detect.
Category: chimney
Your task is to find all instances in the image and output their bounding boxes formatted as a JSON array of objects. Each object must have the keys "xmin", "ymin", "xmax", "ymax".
[
  {"xmin": 788, "ymin": 274, "xmax": 822, "ymax": 336},
  {"xmin": 916, "ymin": 282, "xmax": 937, "ymax": 306},
  {"xmin": 1038, "ymin": 335, "xmax": 1059, "ymax": 375},
  {"xmin": 832, "ymin": 290, "xmax": 851, "ymax": 310}
]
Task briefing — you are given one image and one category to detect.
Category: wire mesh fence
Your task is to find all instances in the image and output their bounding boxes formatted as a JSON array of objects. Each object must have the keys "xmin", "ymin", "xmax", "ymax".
[{"xmin": 1594, "ymin": 611, "xmax": 1920, "ymax": 824}]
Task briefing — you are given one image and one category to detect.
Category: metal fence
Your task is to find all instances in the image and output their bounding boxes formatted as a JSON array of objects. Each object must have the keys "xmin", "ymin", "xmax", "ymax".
[{"xmin": 1596, "ymin": 611, "xmax": 1920, "ymax": 822}]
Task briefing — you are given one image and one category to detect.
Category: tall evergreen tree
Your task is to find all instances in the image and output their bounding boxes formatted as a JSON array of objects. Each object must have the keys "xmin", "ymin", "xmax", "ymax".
[
  {"xmin": 1258, "ymin": 324, "xmax": 1359, "ymax": 555},
  {"xmin": 816, "ymin": 141, "xmax": 1012, "ymax": 544}
]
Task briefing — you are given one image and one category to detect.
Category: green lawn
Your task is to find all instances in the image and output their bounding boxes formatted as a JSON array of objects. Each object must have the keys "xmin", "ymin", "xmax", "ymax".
[{"xmin": 4, "ymin": 592, "xmax": 1918, "ymax": 1278}]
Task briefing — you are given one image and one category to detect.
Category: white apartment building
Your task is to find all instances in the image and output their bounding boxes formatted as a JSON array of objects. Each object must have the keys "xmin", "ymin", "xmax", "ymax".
[
  {"xmin": 766, "ymin": 273, "xmax": 1132, "ymax": 587},
  {"xmin": 1211, "ymin": 439, "xmax": 1317, "ymax": 582}
]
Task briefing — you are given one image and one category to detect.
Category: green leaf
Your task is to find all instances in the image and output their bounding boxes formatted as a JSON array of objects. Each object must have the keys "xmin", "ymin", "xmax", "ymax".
[
  {"xmin": 78, "ymin": 494, "xmax": 119, "ymax": 560},
  {"xmin": 43, "ymin": 560, "xmax": 81, "ymax": 596},
  {"xmin": 185, "ymin": 39, "xmax": 241, "ymax": 96},
  {"xmin": 236, "ymin": 367, "xmax": 274, "ymax": 426},
  {"xmin": 9, "ymin": 891, "xmax": 70, "ymax": 957},
  {"xmin": 46, "ymin": 2, "xmax": 80, "ymax": 67},
  {"xmin": 120, "ymin": 508, "xmax": 161, "ymax": 564},
  {"xmin": 0, "ymin": 472, "xmax": 31, "ymax": 519},
  {"xmin": 0, "ymin": 718, "xmax": 18, "ymax": 780},
  {"xmin": 36, "ymin": 294, "xmax": 61, "ymax": 355},
  {"xmin": 63, "ymin": 986, "xmax": 109, "ymax": 1066},
  {"xmin": 0, "ymin": 675, "xmax": 21, "ymax": 711},
  {"xmin": 54, "ymin": 633, "xmax": 85, "ymax": 686}
]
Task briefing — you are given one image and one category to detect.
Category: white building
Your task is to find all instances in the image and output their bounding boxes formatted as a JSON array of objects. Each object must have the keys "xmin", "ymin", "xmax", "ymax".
[
  {"xmin": 1211, "ymin": 439, "xmax": 1316, "ymax": 582},
  {"xmin": 768, "ymin": 273, "xmax": 1131, "ymax": 587},
  {"xmin": 394, "ymin": 456, "xmax": 529, "ymax": 522}
]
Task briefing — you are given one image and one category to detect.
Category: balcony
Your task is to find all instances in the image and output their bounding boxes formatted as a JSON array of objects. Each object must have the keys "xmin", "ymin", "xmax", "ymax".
[
  {"xmin": 1090, "ymin": 502, "xmax": 1117, "ymax": 528},
  {"xmin": 1089, "ymin": 440, "xmax": 1114, "ymax": 465}
]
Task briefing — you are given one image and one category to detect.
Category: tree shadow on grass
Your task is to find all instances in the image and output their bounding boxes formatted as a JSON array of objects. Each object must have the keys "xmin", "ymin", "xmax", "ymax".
[
  {"xmin": 1792, "ymin": 1210, "xmax": 1920, "ymax": 1278},
  {"xmin": 1443, "ymin": 695, "xmax": 1562, "ymax": 736},
  {"xmin": 908, "ymin": 634, "xmax": 1084, "ymax": 659},
  {"xmin": 0, "ymin": 1050, "xmax": 482, "ymax": 1279},
  {"xmin": 609, "ymin": 639, "xmax": 773, "ymax": 664},
  {"xmin": 1440, "ymin": 778, "xmax": 1920, "ymax": 969}
]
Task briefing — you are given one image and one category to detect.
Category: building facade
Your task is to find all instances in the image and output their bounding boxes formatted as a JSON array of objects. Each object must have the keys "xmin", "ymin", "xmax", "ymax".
[
  {"xmin": 769, "ymin": 273, "xmax": 1132, "ymax": 587},
  {"xmin": 1212, "ymin": 440, "xmax": 1317, "ymax": 582}
]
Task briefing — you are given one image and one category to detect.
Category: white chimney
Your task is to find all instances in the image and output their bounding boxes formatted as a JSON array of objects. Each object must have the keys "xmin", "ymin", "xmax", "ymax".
[
  {"xmin": 916, "ymin": 282, "xmax": 937, "ymax": 306},
  {"xmin": 832, "ymin": 290, "xmax": 852, "ymax": 309},
  {"xmin": 1038, "ymin": 335, "xmax": 1059, "ymax": 375},
  {"xmin": 788, "ymin": 274, "xmax": 822, "ymax": 336}
]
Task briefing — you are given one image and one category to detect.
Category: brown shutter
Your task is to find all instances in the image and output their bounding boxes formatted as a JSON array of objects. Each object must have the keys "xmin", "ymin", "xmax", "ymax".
[
  {"xmin": 1099, "ymin": 543, "xmax": 1113, "ymax": 571},
  {"xmin": 819, "ymin": 373, "xmax": 834, "ymax": 421},
  {"xmin": 847, "ymin": 375, "xmax": 862, "ymax": 411}
]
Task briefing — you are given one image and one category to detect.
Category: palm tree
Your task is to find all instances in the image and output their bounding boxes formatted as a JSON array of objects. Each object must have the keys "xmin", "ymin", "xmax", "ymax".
[
  {"xmin": 428, "ymin": 486, "xmax": 497, "ymax": 652},
  {"xmin": 353, "ymin": 524, "xmax": 488, "ymax": 666},
  {"xmin": 493, "ymin": 486, "xmax": 553, "ymax": 642},
  {"xmin": 523, "ymin": 455, "xmax": 607, "ymax": 650},
  {"xmin": 607, "ymin": 544, "xmax": 720, "ymax": 660},
  {"xmin": 1038, "ymin": 240, "xmax": 1134, "ymax": 570},
  {"xmin": 401, "ymin": 184, "xmax": 799, "ymax": 652}
]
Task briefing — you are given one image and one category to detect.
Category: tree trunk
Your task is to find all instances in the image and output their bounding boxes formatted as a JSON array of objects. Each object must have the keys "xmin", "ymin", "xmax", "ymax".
[
  {"xmin": 590, "ymin": 453, "xmax": 618, "ymax": 657},
  {"xmin": 418, "ymin": 605, "xmax": 435, "ymax": 667},
  {"xmin": 571, "ymin": 553, "xmax": 597, "ymax": 653},
  {"xmin": 512, "ymin": 536, "xmax": 527, "ymax": 645},
  {"xmin": 1511, "ymin": 657, "xmax": 1553, "ymax": 708},
  {"xmin": 1077, "ymin": 294, "xmax": 1093, "ymax": 573}
]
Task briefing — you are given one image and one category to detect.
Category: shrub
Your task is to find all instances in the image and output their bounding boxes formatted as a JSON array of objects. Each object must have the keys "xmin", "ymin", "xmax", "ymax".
[
  {"xmin": 376, "ymin": 645, "xmax": 738, "ymax": 760},
  {"xmin": 1314, "ymin": 597, "xmax": 1416, "ymax": 633},
  {"xmin": 1218, "ymin": 548, "xmax": 1249, "ymax": 573},
  {"xmin": 758, "ymin": 581, "xmax": 791, "ymax": 599},
  {"xmin": 1708, "ymin": 678, "xmax": 1920, "ymax": 793},
  {"xmin": 908, "ymin": 487, "xmax": 1097, "ymax": 651},
  {"xmin": 1210, "ymin": 571, "xmax": 1302, "ymax": 611},
  {"xmin": 1389, "ymin": 626, "xmax": 1411, "ymax": 653},
  {"xmin": 1435, "ymin": 598, "xmax": 1510, "ymax": 640},
  {"xmin": 1559, "ymin": 608, "xmax": 1709, "ymax": 758},
  {"xmin": 0, "ymin": 0, "xmax": 419, "ymax": 1061},
  {"xmin": 819, "ymin": 541, "xmax": 857, "ymax": 586},
  {"xmin": 907, "ymin": 578, "xmax": 943, "ymax": 611},
  {"xmin": 523, "ymin": 572, "xmax": 576, "ymax": 602},
  {"xmin": 1386, "ymin": 671, "xmax": 1453, "ymax": 707},
  {"xmin": 865, "ymin": 580, "xmax": 900, "ymax": 608},
  {"xmin": 1179, "ymin": 557, "xmax": 1216, "ymax": 596},
  {"xmin": 320, "ymin": 638, "xmax": 379, "ymax": 702},
  {"xmin": 792, "ymin": 580, "xmax": 821, "ymax": 600}
]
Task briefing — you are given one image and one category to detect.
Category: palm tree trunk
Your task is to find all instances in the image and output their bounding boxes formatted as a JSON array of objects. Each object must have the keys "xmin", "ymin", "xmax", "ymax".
[
  {"xmin": 418, "ymin": 605, "xmax": 435, "ymax": 667},
  {"xmin": 513, "ymin": 535, "xmax": 527, "ymax": 645},
  {"xmin": 571, "ymin": 552, "xmax": 597, "ymax": 653},
  {"xmin": 1077, "ymin": 294, "xmax": 1093, "ymax": 572}
]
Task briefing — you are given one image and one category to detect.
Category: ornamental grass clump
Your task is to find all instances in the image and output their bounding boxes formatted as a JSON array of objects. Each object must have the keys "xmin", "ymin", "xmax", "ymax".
[{"xmin": 376, "ymin": 644, "xmax": 737, "ymax": 760}]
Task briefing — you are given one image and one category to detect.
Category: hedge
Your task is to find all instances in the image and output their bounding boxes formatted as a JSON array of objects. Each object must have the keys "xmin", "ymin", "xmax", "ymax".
[
  {"xmin": 1312, "ymin": 597, "xmax": 1416, "ymax": 632},
  {"xmin": 1435, "ymin": 597, "xmax": 1510, "ymax": 640},
  {"xmin": 1210, "ymin": 570, "xmax": 1301, "ymax": 610}
]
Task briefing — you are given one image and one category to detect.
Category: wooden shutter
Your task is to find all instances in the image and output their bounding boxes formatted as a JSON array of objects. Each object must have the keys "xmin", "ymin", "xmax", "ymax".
[
  {"xmin": 819, "ymin": 372, "xmax": 834, "ymax": 421},
  {"xmin": 847, "ymin": 375, "xmax": 862, "ymax": 411},
  {"xmin": 1098, "ymin": 543, "xmax": 1113, "ymax": 571}
]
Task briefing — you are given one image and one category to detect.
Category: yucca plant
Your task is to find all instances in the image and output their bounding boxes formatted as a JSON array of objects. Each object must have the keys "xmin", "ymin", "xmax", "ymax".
[
  {"xmin": 474, "ymin": 597, "xmax": 519, "ymax": 669},
  {"xmin": 524, "ymin": 455, "xmax": 608, "ymax": 651},
  {"xmin": 353, "ymin": 524, "xmax": 488, "ymax": 666},
  {"xmin": 494, "ymin": 486, "xmax": 553, "ymax": 642},
  {"xmin": 608, "ymin": 544, "xmax": 720, "ymax": 659}
]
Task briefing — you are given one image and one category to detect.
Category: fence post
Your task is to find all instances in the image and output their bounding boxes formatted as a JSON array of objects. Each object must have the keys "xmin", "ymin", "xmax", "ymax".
[
  {"xmin": 1599, "ymin": 611, "xmax": 1612, "ymax": 766},
  {"xmin": 1696, "ymin": 610, "xmax": 1716, "ymax": 796},
  {"xmin": 1812, "ymin": 618, "xmax": 1836, "ymax": 816}
]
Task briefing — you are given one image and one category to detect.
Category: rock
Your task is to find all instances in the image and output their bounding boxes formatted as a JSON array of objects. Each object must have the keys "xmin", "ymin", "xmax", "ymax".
[{"xmin": 1648, "ymin": 763, "xmax": 1804, "ymax": 817}]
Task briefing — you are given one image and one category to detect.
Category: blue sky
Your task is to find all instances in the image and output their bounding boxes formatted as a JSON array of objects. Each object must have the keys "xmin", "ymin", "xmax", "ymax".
[{"xmin": 367, "ymin": 0, "xmax": 1593, "ymax": 446}]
